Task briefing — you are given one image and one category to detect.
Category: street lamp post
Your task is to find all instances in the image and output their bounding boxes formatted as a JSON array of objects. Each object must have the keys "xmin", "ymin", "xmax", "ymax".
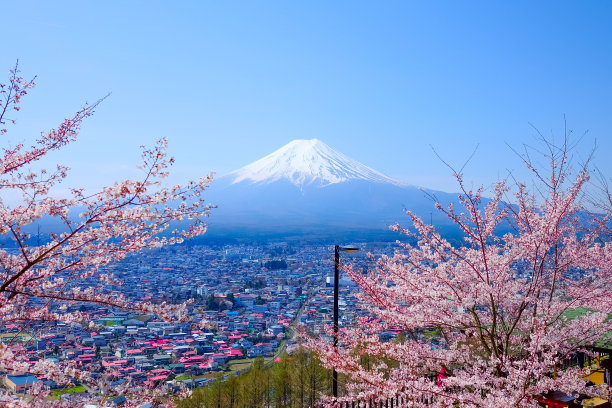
[{"xmin": 333, "ymin": 244, "xmax": 359, "ymax": 399}]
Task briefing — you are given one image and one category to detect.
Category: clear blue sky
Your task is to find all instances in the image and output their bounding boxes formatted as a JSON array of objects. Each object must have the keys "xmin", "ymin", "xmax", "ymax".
[{"xmin": 2, "ymin": 1, "xmax": 611, "ymax": 194}]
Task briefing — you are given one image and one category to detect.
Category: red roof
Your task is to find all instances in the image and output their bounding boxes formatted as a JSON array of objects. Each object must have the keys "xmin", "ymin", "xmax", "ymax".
[{"xmin": 75, "ymin": 358, "xmax": 92, "ymax": 364}]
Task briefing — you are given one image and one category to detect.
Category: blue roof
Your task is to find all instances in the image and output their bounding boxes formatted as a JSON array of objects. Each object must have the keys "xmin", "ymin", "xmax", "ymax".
[{"xmin": 7, "ymin": 374, "xmax": 40, "ymax": 385}]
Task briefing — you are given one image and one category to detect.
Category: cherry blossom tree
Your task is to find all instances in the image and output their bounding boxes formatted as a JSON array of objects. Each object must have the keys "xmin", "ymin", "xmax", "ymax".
[
  {"xmin": 309, "ymin": 136, "xmax": 612, "ymax": 407},
  {"xmin": 0, "ymin": 63, "xmax": 213, "ymax": 407}
]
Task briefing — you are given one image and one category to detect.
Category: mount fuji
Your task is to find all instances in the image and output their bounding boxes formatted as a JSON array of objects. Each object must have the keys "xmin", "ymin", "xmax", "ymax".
[
  {"xmin": 227, "ymin": 138, "xmax": 403, "ymax": 187},
  {"xmin": 204, "ymin": 139, "xmax": 461, "ymax": 241}
]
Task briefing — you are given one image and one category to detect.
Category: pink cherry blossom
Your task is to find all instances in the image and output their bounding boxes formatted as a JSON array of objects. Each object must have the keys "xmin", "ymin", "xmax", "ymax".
[
  {"xmin": 0, "ymin": 63, "xmax": 210, "ymax": 406},
  {"xmin": 307, "ymin": 136, "xmax": 612, "ymax": 407}
]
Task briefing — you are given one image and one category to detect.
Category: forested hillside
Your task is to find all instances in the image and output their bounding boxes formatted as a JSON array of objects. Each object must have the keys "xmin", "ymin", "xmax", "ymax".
[{"xmin": 178, "ymin": 349, "xmax": 332, "ymax": 408}]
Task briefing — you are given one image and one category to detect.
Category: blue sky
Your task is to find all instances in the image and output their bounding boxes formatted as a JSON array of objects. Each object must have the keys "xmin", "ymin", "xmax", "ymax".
[{"xmin": 2, "ymin": 1, "xmax": 611, "ymax": 194}]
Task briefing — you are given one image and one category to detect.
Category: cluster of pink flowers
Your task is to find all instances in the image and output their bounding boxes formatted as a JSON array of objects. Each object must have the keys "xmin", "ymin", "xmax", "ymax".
[
  {"xmin": 308, "ymin": 140, "xmax": 612, "ymax": 407},
  {"xmin": 0, "ymin": 63, "xmax": 212, "ymax": 405}
]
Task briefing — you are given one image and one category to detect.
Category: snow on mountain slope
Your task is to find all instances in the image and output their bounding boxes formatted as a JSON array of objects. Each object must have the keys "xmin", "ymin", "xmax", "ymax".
[
  {"xmin": 203, "ymin": 138, "xmax": 471, "ymax": 240},
  {"xmin": 227, "ymin": 139, "xmax": 404, "ymax": 187}
]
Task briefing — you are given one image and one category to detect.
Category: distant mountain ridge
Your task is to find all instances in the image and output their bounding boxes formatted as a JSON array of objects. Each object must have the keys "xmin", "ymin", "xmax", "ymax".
[{"xmin": 3, "ymin": 139, "xmax": 511, "ymax": 246}]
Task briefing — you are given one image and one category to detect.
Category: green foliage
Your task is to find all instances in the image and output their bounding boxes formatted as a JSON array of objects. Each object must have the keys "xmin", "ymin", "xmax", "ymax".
[
  {"xmin": 245, "ymin": 278, "xmax": 266, "ymax": 289},
  {"xmin": 177, "ymin": 348, "xmax": 331, "ymax": 408},
  {"xmin": 264, "ymin": 260, "xmax": 288, "ymax": 270},
  {"xmin": 206, "ymin": 294, "xmax": 218, "ymax": 311},
  {"xmin": 51, "ymin": 385, "xmax": 86, "ymax": 399}
]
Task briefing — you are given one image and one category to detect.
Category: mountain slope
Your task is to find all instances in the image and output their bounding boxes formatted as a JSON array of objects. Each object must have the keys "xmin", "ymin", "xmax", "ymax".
[{"xmin": 204, "ymin": 139, "xmax": 462, "ymax": 241}]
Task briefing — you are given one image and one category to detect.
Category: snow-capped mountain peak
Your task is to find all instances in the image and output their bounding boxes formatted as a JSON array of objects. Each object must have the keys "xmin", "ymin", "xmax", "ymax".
[{"xmin": 227, "ymin": 139, "xmax": 403, "ymax": 187}]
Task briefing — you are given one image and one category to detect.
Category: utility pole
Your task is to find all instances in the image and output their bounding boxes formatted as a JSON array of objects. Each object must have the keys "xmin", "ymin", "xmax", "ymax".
[
  {"xmin": 332, "ymin": 244, "xmax": 359, "ymax": 400},
  {"xmin": 333, "ymin": 245, "xmax": 340, "ymax": 399}
]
